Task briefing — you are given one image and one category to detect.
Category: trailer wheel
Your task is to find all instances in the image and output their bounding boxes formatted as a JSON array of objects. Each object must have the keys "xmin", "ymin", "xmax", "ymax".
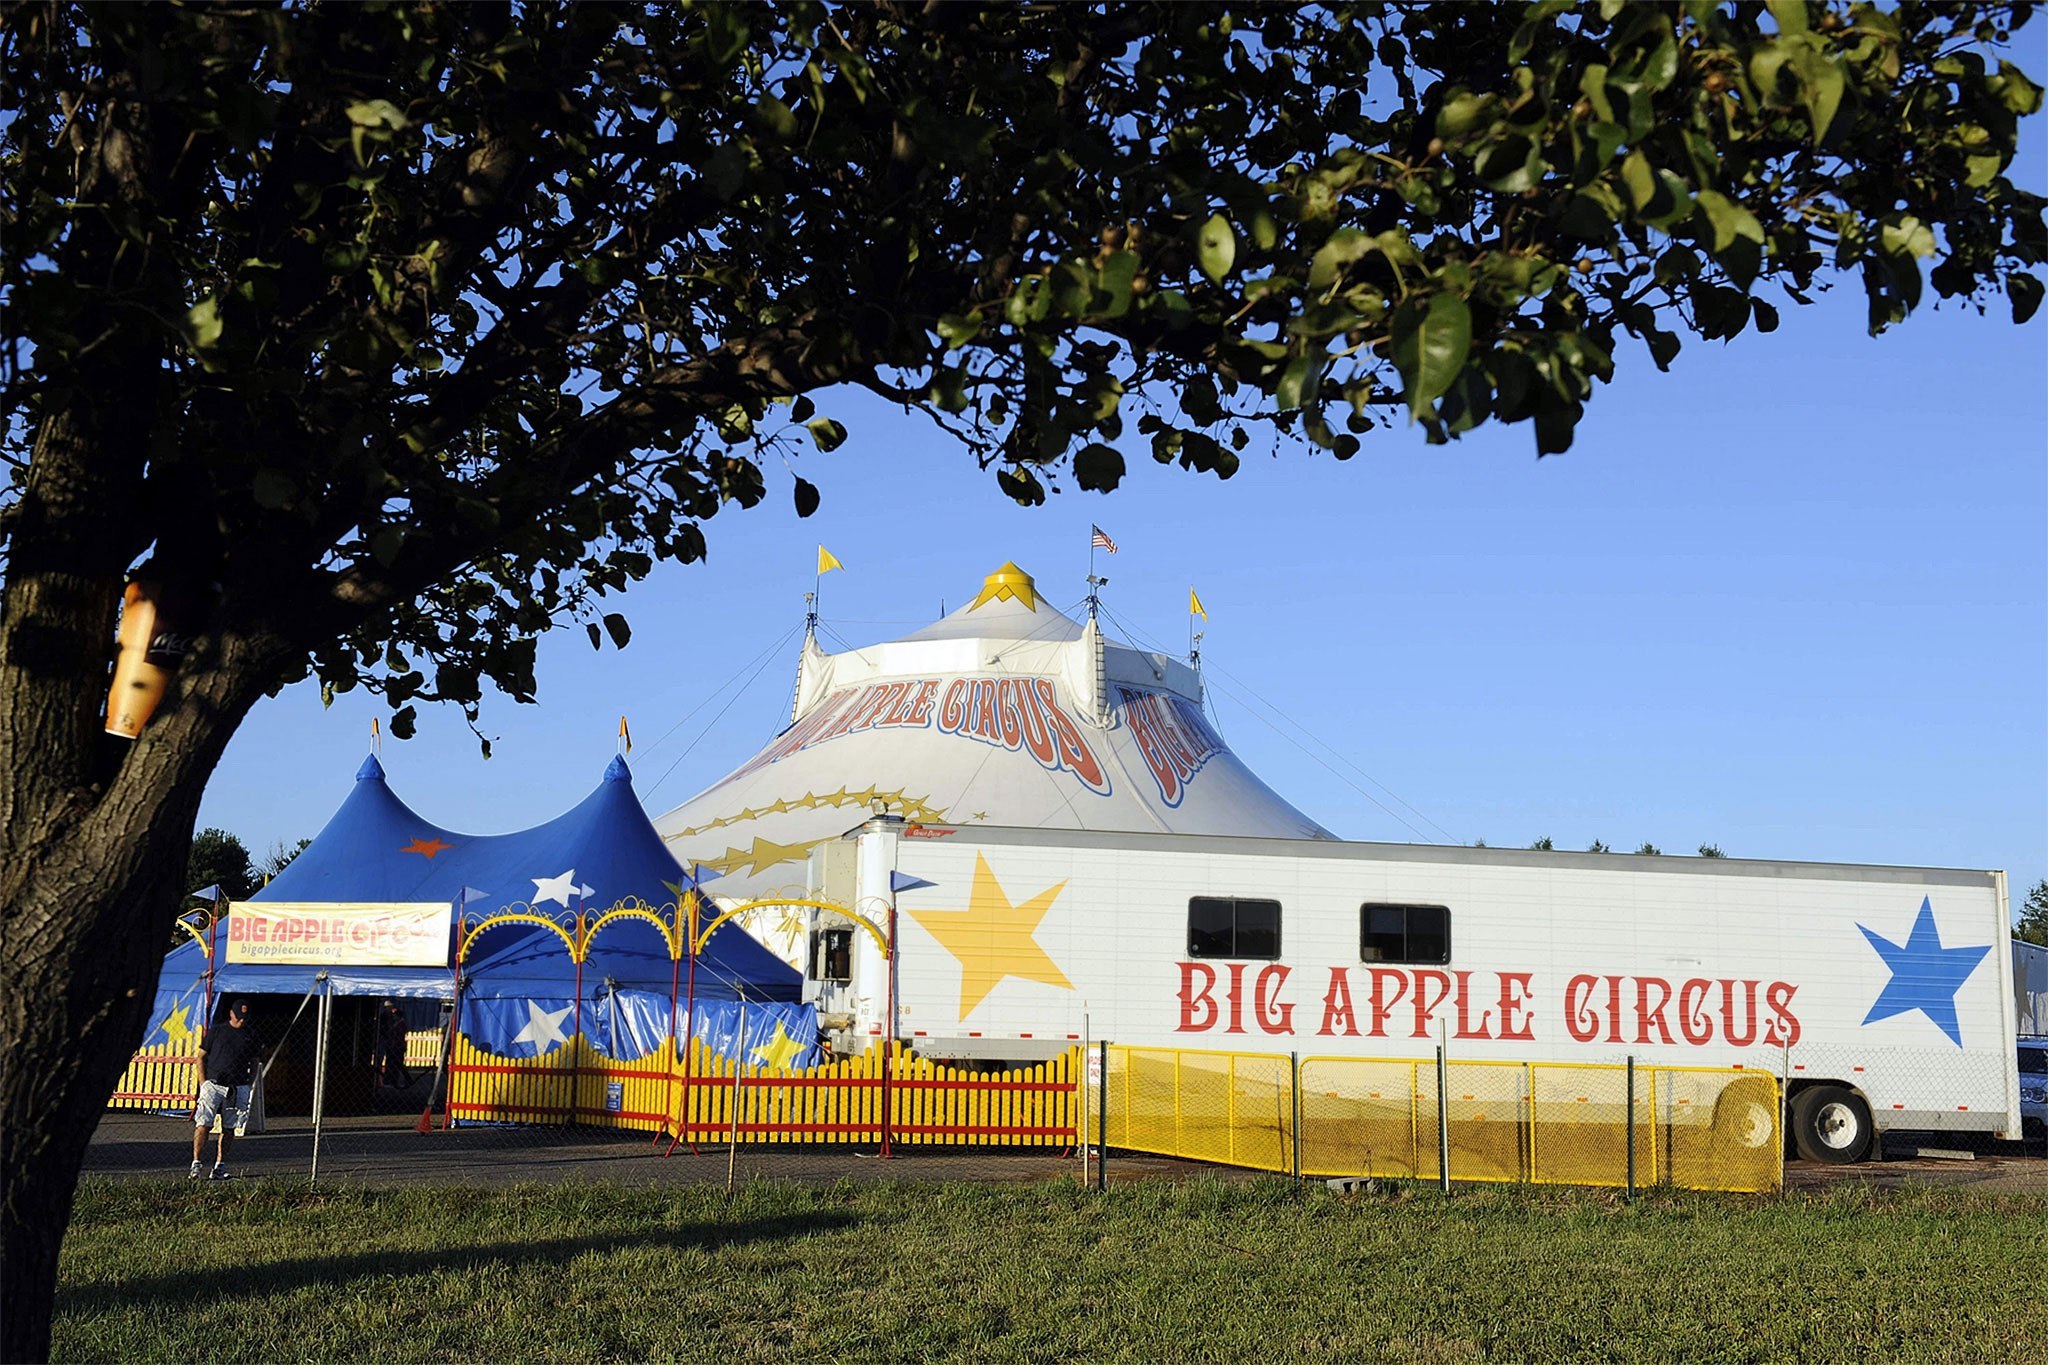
[
  {"xmin": 1710, "ymin": 1078, "xmax": 1777, "ymax": 1150},
  {"xmin": 1790, "ymin": 1085, "xmax": 1872, "ymax": 1164}
]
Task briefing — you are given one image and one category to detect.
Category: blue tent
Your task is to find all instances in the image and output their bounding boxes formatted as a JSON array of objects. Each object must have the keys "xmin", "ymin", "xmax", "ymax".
[{"xmin": 145, "ymin": 754, "xmax": 810, "ymax": 1065}]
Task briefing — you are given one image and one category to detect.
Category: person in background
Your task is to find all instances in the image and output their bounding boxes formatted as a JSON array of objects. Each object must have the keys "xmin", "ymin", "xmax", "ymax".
[
  {"xmin": 375, "ymin": 999, "xmax": 412, "ymax": 1092},
  {"xmin": 191, "ymin": 997, "xmax": 260, "ymax": 1180}
]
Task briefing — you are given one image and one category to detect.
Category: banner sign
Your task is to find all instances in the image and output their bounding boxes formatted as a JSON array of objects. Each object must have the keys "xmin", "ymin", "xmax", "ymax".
[{"xmin": 225, "ymin": 902, "xmax": 452, "ymax": 967}]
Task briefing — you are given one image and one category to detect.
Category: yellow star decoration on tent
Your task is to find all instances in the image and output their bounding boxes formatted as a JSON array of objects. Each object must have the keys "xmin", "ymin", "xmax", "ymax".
[
  {"xmin": 157, "ymin": 1003, "xmax": 197, "ymax": 1051},
  {"xmin": 750, "ymin": 1020, "xmax": 807, "ymax": 1071},
  {"xmin": 669, "ymin": 789, "xmax": 947, "ymax": 839},
  {"xmin": 908, "ymin": 853, "xmax": 1072, "ymax": 1019}
]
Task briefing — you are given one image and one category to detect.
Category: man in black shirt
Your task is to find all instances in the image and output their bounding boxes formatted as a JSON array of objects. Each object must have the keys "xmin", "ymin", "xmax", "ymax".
[{"xmin": 191, "ymin": 997, "xmax": 261, "ymax": 1179}]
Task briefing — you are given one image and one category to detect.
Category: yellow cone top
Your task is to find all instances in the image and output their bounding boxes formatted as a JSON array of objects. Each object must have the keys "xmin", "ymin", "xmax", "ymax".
[{"xmin": 969, "ymin": 561, "xmax": 1038, "ymax": 613}]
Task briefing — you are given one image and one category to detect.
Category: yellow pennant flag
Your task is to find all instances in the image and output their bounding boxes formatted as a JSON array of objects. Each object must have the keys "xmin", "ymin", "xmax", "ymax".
[
  {"xmin": 817, "ymin": 545, "xmax": 844, "ymax": 574},
  {"xmin": 619, "ymin": 715, "xmax": 632, "ymax": 754},
  {"xmin": 1190, "ymin": 588, "xmax": 1208, "ymax": 620}
]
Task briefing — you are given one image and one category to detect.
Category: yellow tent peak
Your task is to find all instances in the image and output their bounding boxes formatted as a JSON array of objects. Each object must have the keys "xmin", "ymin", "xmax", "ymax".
[{"xmin": 969, "ymin": 562, "xmax": 1038, "ymax": 612}]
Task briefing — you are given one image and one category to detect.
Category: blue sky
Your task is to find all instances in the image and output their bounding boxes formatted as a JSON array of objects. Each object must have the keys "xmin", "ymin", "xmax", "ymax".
[{"xmin": 198, "ymin": 206, "xmax": 2048, "ymax": 919}]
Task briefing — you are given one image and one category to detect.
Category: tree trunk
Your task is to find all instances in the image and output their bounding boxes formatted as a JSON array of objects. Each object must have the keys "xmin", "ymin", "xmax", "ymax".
[{"xmin": 1, "ymin": 464, "xmax": 282, "ymax": 1359}]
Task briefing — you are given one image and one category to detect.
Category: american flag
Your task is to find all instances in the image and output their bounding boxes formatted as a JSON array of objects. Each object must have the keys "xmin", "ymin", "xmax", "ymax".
[{"xmin": 1090, "ymin": 525, "xmax": 1118, "ymax": 553}]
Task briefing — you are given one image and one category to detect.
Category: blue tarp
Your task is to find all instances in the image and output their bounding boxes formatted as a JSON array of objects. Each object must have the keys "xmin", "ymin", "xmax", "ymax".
[{"xmin": 145, "ymin": 753, "xmax": 806, "ymax": 1057}]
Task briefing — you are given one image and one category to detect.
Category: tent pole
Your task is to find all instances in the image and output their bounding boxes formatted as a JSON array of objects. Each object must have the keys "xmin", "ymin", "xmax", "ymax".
[
  {"xmin": 442, "ymin": 955, "xmax": 465, "ymax": 1131},
  {"xmin": 880, "ymin": 894, "xmax": 898, "ymax": 1160},
  {"xmin": 569, "ymin": 910, "xmax": 585, "ymax": 1130},
  {"xmin": 665, "ymin": 898, "xmax": 700, "ymax": 1159},
  {"xmin": 310, "ymin": 980, "xmax": 331, "ymax": 1185},
  {"xmin": 660, "ymin": 936, "xmax": 680, "ymax": 1151},
  {"xmin": 203, "ymin": 902, "xmax": 220, "ymax": 1024}
]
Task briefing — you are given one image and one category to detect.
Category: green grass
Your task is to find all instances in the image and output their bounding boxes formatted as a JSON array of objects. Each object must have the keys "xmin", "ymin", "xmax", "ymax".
[{"xmin": 55, "ymin": 1176, "xmax": 2048, "ymax": 1362}]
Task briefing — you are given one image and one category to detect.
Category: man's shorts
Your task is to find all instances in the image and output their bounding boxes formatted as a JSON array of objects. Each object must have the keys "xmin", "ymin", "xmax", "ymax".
[{"xmin": 194, "ymin": 1080, "xmax": 251, "ymax": 1133}]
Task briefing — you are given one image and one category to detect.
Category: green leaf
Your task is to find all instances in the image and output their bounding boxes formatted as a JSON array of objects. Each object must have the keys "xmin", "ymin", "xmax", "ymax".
[
  {"xmin": 388, "ymin": 705, "xmax": 418, "ymax": 741},
  {"xmin": 1880, "ymin": 216, "xmax": 1935, "ymax": 260},
  {"xmin": 251, "ymin": 470, "xmax": 295, "ymax": 510},
  {"xmin": 753, "ymin": 96, "xmax": 798, "ymax": 141},
  {"xmin": 793, "ymin": 476, "xmax": 821, "ymax": 518},
  {"xmin": 185, "ymin": 297, "xmax": 223, "ymax": 353},
  {"xmin": 1791, "ymin": 47, "xmax": 1845, "ymax": 143},
  {"xmin": 1275, "ymin": 354, "xmax": 1322, "ymax": 410},
  {"xmin": 1389, "ymin": 294, "xmax": 1473, "ymax": 420},
  {"xmin": 996, "ymin": 465, "xmax": 1046, "ymax": 506},
  {"xmin": 1073, "ymin": 442, "xmax": 1125, "ymax": 492},
  {"xmin": 601, "ymin": 612, "xmax": 631, "ymax": 649},
  {"xmin": 1766, "ymin": 0, "xmax": 1809, "ymax": 36},
  {"xmin": 806, "ymin": 418, "xmax": 848, "ymax": 452},
  {"xmin": 1197, "ymin": 214, "xmax": 1236, "ymax": 284},
  {"xmin": 791, "ymin": 395, "xmax": 816, "ymax": 422},
  {"xmin": 1621, "ymin": 150, "xmax": 1656, "ymax": 210},
  {"xmin": 2011, "ymin": 273, "xmax": 2044, "ymax": 326},
  {"xmin": 345, "ymin": 98, "xmax": 408, "ymax": 132},
  {"xmin": 1695, "ymin": 191, "xmax": 1764, "ymax": 253},
  {"xmin": 1308, "ymin": 229, "xmax": 1371, "ymax": 290},
  {"xmin": 935, "ymin": 313, "xmax": 981, "ymax": 349}
]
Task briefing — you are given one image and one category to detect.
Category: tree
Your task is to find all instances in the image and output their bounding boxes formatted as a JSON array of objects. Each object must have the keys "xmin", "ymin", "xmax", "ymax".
[
  {"xmin": 2018, "ymin": 879, "xmax": 2048, "ymax": 948},
  {"xmin": 1698, "ymin": 844, "xmax": 1726, "ymax": 858},
  {"xmin": 258, "ymin": 837, "xmax": 313, "ymax": 882},
  {"xmin": 184, "ymin": 828, "xmax": 255, "ymax": 902},
  {"xmin": 1530, "ymin": 836, "xmax": 1555, "ymax": 851},
  {"xmin": 1587, "ymin": 840, "xmax": 1612, "ymax": 853},
  {"xmin": 1635, "ymin": 841, "xmax": 1662, "ymax": 856},
  {"xmin": 2, "ymin": 3, "xmax": 2040, "ymax": 1353}
]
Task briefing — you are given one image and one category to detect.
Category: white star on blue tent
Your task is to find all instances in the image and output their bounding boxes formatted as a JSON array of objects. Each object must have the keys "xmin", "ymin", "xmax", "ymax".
[
  {"xmin": 532, "ymin": 869, "xmax": 593, "ymax": 908},
  {"xmin": 511, "ymin": 1000, "xmax": 574, "ymax": 1053},
  {"xmin": 1858, "ymin": 897, "xmax": 1990, "ymax": 1047}
]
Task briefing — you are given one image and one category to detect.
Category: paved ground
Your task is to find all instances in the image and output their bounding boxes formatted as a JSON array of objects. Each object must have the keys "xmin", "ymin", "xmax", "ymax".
[{"xmin": 90, "ymin": 1110, "xmax": 2048, "ymax": 1193}]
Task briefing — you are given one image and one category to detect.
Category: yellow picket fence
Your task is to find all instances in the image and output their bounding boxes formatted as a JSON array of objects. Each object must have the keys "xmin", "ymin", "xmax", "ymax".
[
  {"xmin": 442, "ymin": 1035, "xmax": 1081, "ymax": 1148},
  {"xmin": 1106, "ymin": 1045, "xmax": 1782, "ymax": 1193},
  {"xmin": 108, "ymin": 1040, "xmax": 201, "ymax": 1112}
]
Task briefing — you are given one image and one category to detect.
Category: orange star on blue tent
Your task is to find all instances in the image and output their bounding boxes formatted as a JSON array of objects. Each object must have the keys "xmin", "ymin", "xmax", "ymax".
[{"xmin": 402, "ymin": 836, "xmax": 453, "ymax": 859}]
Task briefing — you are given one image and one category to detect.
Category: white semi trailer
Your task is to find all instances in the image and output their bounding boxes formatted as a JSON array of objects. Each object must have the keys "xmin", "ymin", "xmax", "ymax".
[{"xmin": 798, "ymin": 818, "xmax": 2020, "ymax": 1164}]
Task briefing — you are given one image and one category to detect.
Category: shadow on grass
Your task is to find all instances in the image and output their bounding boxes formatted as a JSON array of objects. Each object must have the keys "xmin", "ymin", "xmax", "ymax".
[{"xmin": 58, "ymin": 1209, "xmax": 854, "ymax": 1315}]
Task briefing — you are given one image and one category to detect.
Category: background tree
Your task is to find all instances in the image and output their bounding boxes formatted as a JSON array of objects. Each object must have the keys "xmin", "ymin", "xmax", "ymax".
[
  {"xmin": 2, "ymin": 3, "xmax": 2040, "ymax": 1354},
  {"xmin": 2018, "ymin": 879, "xmax": 2048, "ymax": 949},
  {"xmin": 1698, "ymin": 844, "xmax": 1726, "ymax": 858},
  {"xmin": 183, "ymin": 828, "xmax": 255, "ymax": 902},
  {"xmin": 258, "ymin": 837, "xmax": 313, "ymax": 883}
]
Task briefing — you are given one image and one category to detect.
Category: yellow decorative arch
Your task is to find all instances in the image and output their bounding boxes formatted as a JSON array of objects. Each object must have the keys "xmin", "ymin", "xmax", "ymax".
[
  {"xmin": 458, "ymin": 910, "xmax": 581, "ymax": 965},
  {"xmin": 692, "ymin": 897, "xmax": 890, "ymax": 959},
  {"xmin": 585, "ymin": 904, "xmax": 681, "ymax": 960}
]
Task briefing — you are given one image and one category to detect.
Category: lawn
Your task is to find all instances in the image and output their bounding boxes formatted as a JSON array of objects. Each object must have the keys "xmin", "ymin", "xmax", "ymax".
[{"xmin": 55, "ymin": 1176, "xmax": 2048, "ymax": 1362}]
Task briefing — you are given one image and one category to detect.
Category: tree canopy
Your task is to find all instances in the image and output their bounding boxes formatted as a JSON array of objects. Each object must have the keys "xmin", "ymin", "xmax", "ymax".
[
  {"xmin": 4, "ymin": 1, "xmax": 2040, "ymax": 737},
  {"xmin": 1, "ymin": 3, "xmax": 2041, "ymax": 1358},
  {"xmin": 184, "ymin": 827, "xmax": 255, "ymax": 902}
]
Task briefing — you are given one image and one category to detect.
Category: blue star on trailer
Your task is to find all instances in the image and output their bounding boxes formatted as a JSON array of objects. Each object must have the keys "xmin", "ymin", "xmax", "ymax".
[{"xmin": 1857, "ymin": 897, "xmax": 1990, "ymax": 1047}]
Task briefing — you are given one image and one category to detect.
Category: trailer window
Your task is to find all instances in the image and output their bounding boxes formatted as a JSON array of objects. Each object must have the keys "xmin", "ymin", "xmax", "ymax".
[
  {"xmin": 1359, "ymin": 904, "xmax": 1451, "ymax": 965},
  {"xmin": 1187, "ymin": 897, "xmax": 1281, "ymax": 960},
  {"xmin": 808, "ymin": 928, "xmax": 853, "ymax": 983}
]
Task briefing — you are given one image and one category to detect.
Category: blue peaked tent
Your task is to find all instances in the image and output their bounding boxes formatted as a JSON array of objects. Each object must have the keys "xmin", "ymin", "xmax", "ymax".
[{"xmin": 145, "ymin": 754, "xmax": 813, "ymax": 1067}]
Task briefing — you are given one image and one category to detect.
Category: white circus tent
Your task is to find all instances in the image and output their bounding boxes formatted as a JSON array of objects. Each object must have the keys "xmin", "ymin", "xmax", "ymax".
[{"xmin": 653, "ymin": 563, "xmax": 1332, "ymax": 956}]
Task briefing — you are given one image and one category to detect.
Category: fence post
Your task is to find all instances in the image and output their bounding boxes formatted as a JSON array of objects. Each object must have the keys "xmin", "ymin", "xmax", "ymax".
[
  {"xmin": 1290, "ymin": 1051, "xmax": 1301, "ymax": 1188},
  {"xmin": 1435, "ymin": 1043, "xmax": 1450, "ymax": 1195},
  {"xmin": 1625, "ymin": 1055, "xmax": 1637, "ymax": 1204},
  {"xmin": 726, "ymin": 1002, "xmax": 746, "ymax": 1193},
  {"xmin": 1079, "ymin": 1016, "xmax": 1090, "ymax": 1190},
  {"xmin": 1096, "ymin": 1040, "xmax": 1108, "ymax": 1193}
]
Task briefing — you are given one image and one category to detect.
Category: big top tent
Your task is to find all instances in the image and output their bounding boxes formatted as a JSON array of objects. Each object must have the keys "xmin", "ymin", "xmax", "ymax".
[
  {"xmin": 142, "ymin": 753, "xmax": 805, "ymax": 1067},
  {"xmin": 654, "ymin": 562, "xmax": 1333, "ymax": 951}
]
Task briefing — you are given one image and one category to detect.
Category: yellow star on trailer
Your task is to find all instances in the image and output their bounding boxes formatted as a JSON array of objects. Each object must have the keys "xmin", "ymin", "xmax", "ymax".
[{"xmin": 908, "ymin": 853, "xmax": 1072, "ymax": 1018}]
